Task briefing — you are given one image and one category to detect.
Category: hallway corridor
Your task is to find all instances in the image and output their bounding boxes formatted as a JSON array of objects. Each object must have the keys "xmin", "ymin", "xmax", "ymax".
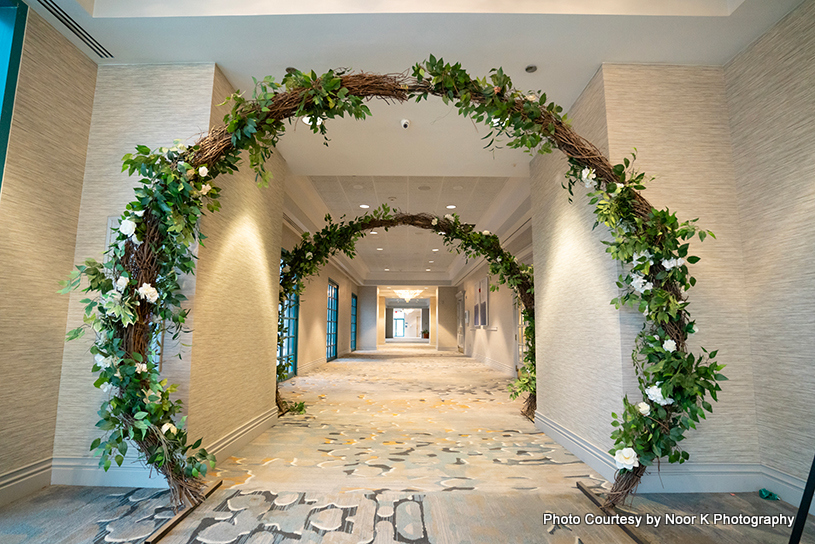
[{"xmin": 159, "ymin": 347, "xmax": 625, "ymax": 543}]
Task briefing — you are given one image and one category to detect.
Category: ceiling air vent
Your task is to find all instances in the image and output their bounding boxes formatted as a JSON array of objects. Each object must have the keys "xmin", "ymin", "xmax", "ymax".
[{"xmin": 37, "ymin": 0, "xmax": 113, "ymax": 59}]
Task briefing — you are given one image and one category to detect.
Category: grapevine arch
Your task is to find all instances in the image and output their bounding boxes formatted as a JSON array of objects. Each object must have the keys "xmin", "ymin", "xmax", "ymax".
[{"xmin": 63, "ymin": 56, "xmax": 725, "ymax": 511}]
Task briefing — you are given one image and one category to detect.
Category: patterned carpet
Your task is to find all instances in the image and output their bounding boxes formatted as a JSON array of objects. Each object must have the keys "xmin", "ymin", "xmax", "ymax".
[{"xmin": 0, "ymin": 347, "xmax": 628, "ymax": 543}]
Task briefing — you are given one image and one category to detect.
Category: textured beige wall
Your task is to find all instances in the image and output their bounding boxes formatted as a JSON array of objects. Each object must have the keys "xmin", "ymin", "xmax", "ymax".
[
  {"xmin": 357, "ymin": 286, "xmax": 378, "ymax": 349},
  {"xmin": 602, "ymin": 64, "xmax": 758, "ymax": 464},
  {"xmin": 54, "ymin": 64, "xmax": 217, "ymax": 460},
  {"xmin": 186, "ymin": 66, "xmax": 284, "ymax": 447},
  {"xmin": 531, "ymin": 69, "xmax": 625, "ymax": 454},
  {"xmin": 293, "ymin": 260, "xmax": 358, "ymax": 372},
  {"xmin": 0, "ymin": 11, "xmax": 96, "ymax": 476},
  {"xmin": 377, "ymin": 296, "xmax": 386, "ymax": 345},
  {"xmin": 460, "ymin": 262, "xmax": 518, "ymax": 376},
  {"xmin": 283, "ymin": 220, "xmax": 359, "ymax": 371},
  {"xmin": 436, "ymin": 287, "xmax": 458, "ymax": 350},
  {"xmin": 724, "ymin": 0, "xmax": 815, "ymax": 480}
]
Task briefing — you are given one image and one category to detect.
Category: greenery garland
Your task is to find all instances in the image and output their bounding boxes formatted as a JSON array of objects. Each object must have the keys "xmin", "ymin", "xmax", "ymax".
[{"xmin": 61, "ymin": 55, "xmax": 724, "ymax": 509}]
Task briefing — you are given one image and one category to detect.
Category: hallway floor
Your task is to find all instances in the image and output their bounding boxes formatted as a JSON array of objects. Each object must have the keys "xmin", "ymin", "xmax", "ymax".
[{"xmin": 1, "ymin": 347, "xmax": 813, "ymax": 543}]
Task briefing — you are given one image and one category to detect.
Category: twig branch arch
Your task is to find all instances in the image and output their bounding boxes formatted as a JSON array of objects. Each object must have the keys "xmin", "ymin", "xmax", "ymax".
[{"xmin": 61, "ymin": 57, "xmax": 724, "ymax": 511}]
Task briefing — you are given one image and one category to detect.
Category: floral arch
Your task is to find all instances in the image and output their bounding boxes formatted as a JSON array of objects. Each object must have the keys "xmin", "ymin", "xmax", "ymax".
[{"xmin": 61, "ymin": 56, "xmax": 725, "ymax": 510}]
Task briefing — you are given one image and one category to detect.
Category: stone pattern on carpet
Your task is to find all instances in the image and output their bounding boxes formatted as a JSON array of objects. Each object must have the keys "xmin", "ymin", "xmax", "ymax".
[{"xmin": 211, "ymin": 348, "xmax": 609, "ymax": 496}]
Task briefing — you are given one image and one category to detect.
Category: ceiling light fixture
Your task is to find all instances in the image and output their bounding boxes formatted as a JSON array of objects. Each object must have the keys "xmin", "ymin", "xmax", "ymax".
[
  {"xmin": 426, "ymin": 268, "xmax": 431, "ymax": 272},
  {"xmin": 371, "ymin": 231, "xmax": 378, "ymax": 234},
  {"xmin": 446, "ymin": 205, "xmax": 456, "ymax": 209},
  {"xmin": 432, "ymin": 248, "xmax": 439, "ymax": 252},
  {"xmin": 525, "ymin": 64, "xmax": 537, "ymax": 73},
  {"xmin": 384, "ymin": 269, "xmax": 390, "ymax": 271},
  {"xmin": 359, "ymin": 204, "xmax": 370, "ymax": 209},
  {"xmin": 377, "ymin": 248, "xmax": 383, "ymax": 251},
  {"xmin": 429, "ymin": 260, "xmax": 434, "ymax": 263},
  {"xmin": 394, "ymin": 289, "xmax": 423, "ymax": 302}
]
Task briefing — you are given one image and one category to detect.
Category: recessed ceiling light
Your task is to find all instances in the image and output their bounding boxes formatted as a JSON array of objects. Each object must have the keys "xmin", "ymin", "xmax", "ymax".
[
  {"xmin": 360, "ymin": 204, "xmax": 370, "ymax": 209},
  {"xmin": 388, "ymin": 196, "xmax": 397, "ymax": 202},
  {"xmin": 384, "ymin": 269, "xmax": 390, "ymax": 272},
  {"xmin": 377, "ymin": 248, "xmax": 383, "ymax": 251},
  {"xmin": 353, "ymin": 184, "xmax": 363, "ymax": 189},
  {"xmin": 525, "ymin": 64, "xmax": 537, "ymax": 73},
  {"xmin": 418, "ymin": 185, "xmax": 431, "ymax": 191},
  {"xmin": 371, "ymin": 231, "xmax": 378, "ymax": 234},
  {"xmin": 302, "ymin": 116, "xmax": 323, "ymax": 126},
  {"xmin": 426, "ymin": 268, "xmax": 431, "ymax": 271},
  {"xmin": 432, "ymin": 248, "xmax": 439, "ymax": 252},
  {"xmin": 446, "ymin": 205, "xmax": 456, "ymax": 209},
  {"xmin": 429, "ymin": 260, "xmax": 434, "ymax": 263}
]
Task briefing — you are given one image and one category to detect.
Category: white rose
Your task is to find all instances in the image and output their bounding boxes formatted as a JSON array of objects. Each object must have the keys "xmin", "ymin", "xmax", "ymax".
[
  {"xmin": 94, "ymin": 353, "xmax": 113, "ymax": 369},
  {"xmin": 581, "ymin": 167, "xmax": 596, "ymax": 189},
  {"xmin": 305, "ymin": 252, "xmax": 313, "ymax": 260},
  {"xmin": 482, "ymin": 230, "xmax": 491, "ymax": 235},
  {"xmin": 637, "ymin": 402, "xmax": 651, "ymax": 416},
  {"xmin": 633, "ymin": 251, "xmax": 653, "ymax": 265},
  {"xmin": 119, "ymin": 219, "xmax": 136, "ymax": 237},
  {"xmin": 100, "ymin": 382, "xmax": 112, "ymax": 394},
  {"xmin": 198, "ymin": 166, "xmax": 209, "ymax": 178},
  {"xmin": 431, "ymin": 218, "xmax": 438, "ymax": 226},
  {"xmin": 115, "ymin": 277, "xmax": 129, "ymax": 292},
  {"xmin": 444, "ymin": 214, "xmax": 454, "ymax": 221},
  {"xmin": 663, "ymin": 339, "xmax": 677, "ymax": 352},
  {"xmin": 137, "ymin": 283, "xmax": 159, "ymax": 304},
  {"xmin": 497, "ymin": 257, "xmax": 502, "ymax": 262},
  {"xmin": 646, "ymin": 383, "xmax": 674, "ymax": 406},
  {"xmin": 201, "ymin": 183, "xmax": 212, "ymax": 196},
  {"xmin": 630, "ymin": 273, "xmax": 653, "ymax": 294},
  {"xmin": 135, "ymin": 362, "xmax": 147, "ymax": 373},
  {"xmin": 133, "ymin": 210, "xmax": 145, "ymax": 217},
  {"xmin": 525, "ymin": 94, "xmax": 537, "ymax": 102},
  {"xmin": 614, "ymin": 447, "xmax": 640, "ymax": 470},
  {"xmin": 161, "ymin": 422, "xmax": 177, "ymax": 436},
  {"xmin": 661, "ymin": 257, "xmax": 685, "ymax": 270}
]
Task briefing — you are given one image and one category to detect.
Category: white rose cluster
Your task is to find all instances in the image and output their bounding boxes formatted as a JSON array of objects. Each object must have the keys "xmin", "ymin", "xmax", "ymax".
[
  {"xmin": 580, "ymin": 167, "xmax": 596, "ymax": 189},
  {"xmin": 444, "ymin": 214, "xmax": 454, "ymax": 221},
  {"xmin": 661, "ymin": 257, "xmax": 685, "ymax": 270},
  {"xmin": 431, "ymin": 217, "xmax": 438, "ymax": 226},
  {"xmin": 614, "ymin": 447, "xmax": 639, "ymax": 470},
  {"xmin": 94, "ymin": 353, "xmax": 115, "ymax": 369},
  {"xmin": 645, "ymin": 382, "xmax": 674, "ymax": 406},
  {"xmin": 137, "ymin": 283, "xmax": 159, "ymax": 304},
  {"xmin": 630, "ymin": 272, "xmax": 653, "ymax": 294},
  {"xmin": 633, "ymin": 251, "xmax": 653, "ymax": 265},
  {"xmin": 662, "ymin": 339, "xmax": 677, "ymax": 352},
  {"xmin": 482, "ymin": 230, "xmax": 491, "ymax": 235},
  {"xmin": 135, "ymin": 362, "xmax": 148, "ymax": 374}
]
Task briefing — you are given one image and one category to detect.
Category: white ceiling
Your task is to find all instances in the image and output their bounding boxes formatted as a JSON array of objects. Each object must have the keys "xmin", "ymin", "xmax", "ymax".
[
  {"xmin": 33, "ymin": 0, "xmax": 803, "ymax": 178},
  {"xmin": 84, "ymin": 0, "xmax": 749, "ymax": 18},
  {"xmin": 33, "ymin": 0, "xmax": 804, "ymax": 286},
  {"xmin": 310, "ymin": 175, "xmax": 509, "ymax": 277}
]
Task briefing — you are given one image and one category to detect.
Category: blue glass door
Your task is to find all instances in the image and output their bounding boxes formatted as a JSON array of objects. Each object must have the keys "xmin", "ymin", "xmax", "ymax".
[{"xmin": 326, "ymin": 280, "xmax": 338, "ymax": 361}]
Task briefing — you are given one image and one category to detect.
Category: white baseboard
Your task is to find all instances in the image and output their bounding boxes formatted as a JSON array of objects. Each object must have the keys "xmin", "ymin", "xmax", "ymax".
[
  {"xmin": 51, "ymin": 409, "xmax": 277, "ymax": 489},
  {"xmin": 534, "ymin": 410, "xmax": 815, "ymax": 515},
  {"xmin": 51, "ymin": 456, "xmax": 167, "ymax": 488},
  {"xmin": 298, "ymin": 356, "xmax": 327, "ymax": 374},
  {"xmin": 0, "ymin": 458, "xmax": 52, "ymax": 507},
  {"xmin": 206, "ymin": 408, "xmax": 277, "ymax": 463},
  {"xmin": 472, "ymin": 352, "xmax": 515, "ymax": 376}
]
